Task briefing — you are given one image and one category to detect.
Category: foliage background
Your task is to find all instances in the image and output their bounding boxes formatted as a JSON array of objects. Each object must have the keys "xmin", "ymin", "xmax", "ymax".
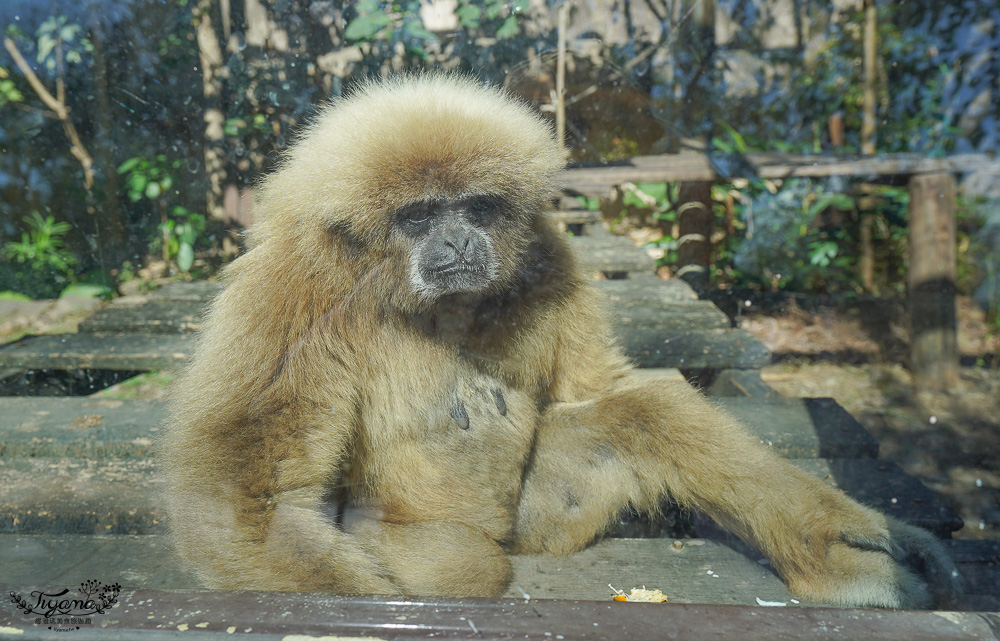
[{"xmin": 0, "ymin": 0, "xmax": 997, "ymax": 309}]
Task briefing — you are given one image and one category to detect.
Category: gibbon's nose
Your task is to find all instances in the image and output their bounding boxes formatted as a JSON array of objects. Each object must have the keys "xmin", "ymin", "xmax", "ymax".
[{"xmin": 440, "ymin": 225, "xmax": 475, "ymax": 261}]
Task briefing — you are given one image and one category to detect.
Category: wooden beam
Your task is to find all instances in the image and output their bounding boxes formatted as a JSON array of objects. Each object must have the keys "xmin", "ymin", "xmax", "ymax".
[
  {"xmin": 560, "ymin": 152, "xmax": 1000, "ymax": 195},
  {"xmin": 676, "ymin": 181, "xmax": 714, "ymax": 292},
  {"xmin": 908, "ymin": 172, "xmax": 959, "ymax": 390}
]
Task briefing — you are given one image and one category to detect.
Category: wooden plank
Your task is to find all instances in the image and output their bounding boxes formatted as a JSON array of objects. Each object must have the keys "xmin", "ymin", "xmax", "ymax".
[
  {"xmin": 2, "ymin": 535, "xmax": 993, "ymax": 612},
  {"xmin": 0, "ymin": 455, "xmax": 958, "ymax": 536},
  {"xmin": 78, "ymin": 299, "xmax": 204, "ymax": 334},
  {"xmin": 570, "ymin": 234, "xmax": 657, "ymax": 275},
  {"xmin": 559, "ymin": 152, "xmax": 1000, "ymax": 196},
  {"xmin": 1, "ymin": 586, "xmax": 995, "ymax": 640},
  {"xmin": 147, "ymin": 279, "xmax": 222, "ymax": 301},
  {"xmin": 707, "ymin": 369, "xmax": 781, "ymax": 398},
  {"xmin": 621, "ymin": 327, "xmax": 771, "ymax": 369},
  {"xmin": 510, "ymin": 537, "xmax": 799, "ymax": 605},
  {"xmin": 547, "ymin": 209, "xmax": 602, "ymax": 224},
  {"xmin": 0, "ymin": 534, "xmax": 198, "ymax": 589},
  {"xmin": 0, "ymin": 333, "xmax": 194, "ymax": 371},
  {"xmin": 0, "ymin": 397, "xmax": 161, "ymax": 458},
  {"xmin": 594, "ymin": 274, "xmax": 699, "ymax": 302},
  {"xmin": 715, "ymin": 397, "xmax": 879, "ymax": 459},
  {"xmin": 0, "ymin": 457, "xmax": 163, "ymax": 535},
  {"xmin": 74, "ymin": 285, "xmax": 722, "ymax": 337},
  {"xmin": 0, "ymin": 396, "xmax": 864, "ymax": 462},
  {"xmin": 0, "ymin": 324, "xmax": 757, "ymax": 373}
]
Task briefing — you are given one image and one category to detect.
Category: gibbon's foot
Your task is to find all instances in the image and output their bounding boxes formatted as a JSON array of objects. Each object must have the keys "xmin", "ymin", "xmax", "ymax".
[{"xmin": 786, "ymin": 509, "xmax": 962, "ymax": 609}]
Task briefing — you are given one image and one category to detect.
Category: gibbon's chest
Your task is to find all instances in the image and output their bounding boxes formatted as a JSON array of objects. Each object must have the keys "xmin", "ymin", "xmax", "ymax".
[{"xmin": 352, "ymin": 329, "xmax": 538, "ymax": 533}]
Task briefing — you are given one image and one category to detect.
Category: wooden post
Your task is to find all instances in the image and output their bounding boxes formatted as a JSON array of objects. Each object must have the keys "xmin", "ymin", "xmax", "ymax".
[
  {"xmin": 676, "ymin": 182, "xmax": 713, "ymax": 292},
  {"xmin": 675, "ymin": 0, "xmax": 716, "ymax": 294},
  {"xmin": 908, "ymin": 172, "xmax": 959, "ymax": 391}
]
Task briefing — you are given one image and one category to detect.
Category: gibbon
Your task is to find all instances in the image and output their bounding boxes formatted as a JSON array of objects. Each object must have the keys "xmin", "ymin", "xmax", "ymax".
[{"xmin": 162, "ymin": 74, "xmax": 960, "ymax": 608}]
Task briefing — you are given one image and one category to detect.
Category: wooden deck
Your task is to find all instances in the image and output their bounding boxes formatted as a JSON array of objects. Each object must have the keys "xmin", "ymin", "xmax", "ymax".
[{"xmin": 1, "ymin": 219, "xmax": 997, "ymax": 638}]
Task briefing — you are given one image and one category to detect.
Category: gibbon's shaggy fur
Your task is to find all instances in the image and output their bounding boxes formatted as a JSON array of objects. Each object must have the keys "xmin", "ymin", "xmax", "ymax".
[{"xmin": 162, "ymin": 75, "xmax": 960, "ymax": 607}]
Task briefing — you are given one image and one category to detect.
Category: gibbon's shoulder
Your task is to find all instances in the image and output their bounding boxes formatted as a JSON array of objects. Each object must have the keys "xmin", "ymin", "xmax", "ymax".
[{"xmin": 251, "ymin": 74, "xmax": 566, "ymax": 241}]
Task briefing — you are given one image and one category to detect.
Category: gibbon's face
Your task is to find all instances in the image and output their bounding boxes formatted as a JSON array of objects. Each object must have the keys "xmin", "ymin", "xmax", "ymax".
[
  {"xmin": 396, "ymin": 194, "xmax": 506, "ymax": 297},
  {"xmin": 250, "ymin": 76, "xmax": 566, "ymax": 307}
]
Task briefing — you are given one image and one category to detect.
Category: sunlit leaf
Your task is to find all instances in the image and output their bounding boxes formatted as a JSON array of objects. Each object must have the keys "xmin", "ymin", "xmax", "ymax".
[
  {"xmin": 456, "ymin": 4, "xmax": 482, "ymax": 26},
  {"xmin": 177, "ymin": 243, "xmax": 195, "ymax": 271},
  {"xmin": 495, "ymin": 15, "xmax": 517, "ymax": 39}
]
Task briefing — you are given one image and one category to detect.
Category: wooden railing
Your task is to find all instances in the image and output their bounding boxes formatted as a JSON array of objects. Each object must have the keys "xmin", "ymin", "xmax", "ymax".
[{"xmin": 559, "ymin": 152, "xmax": 1000, "ymax": 390}]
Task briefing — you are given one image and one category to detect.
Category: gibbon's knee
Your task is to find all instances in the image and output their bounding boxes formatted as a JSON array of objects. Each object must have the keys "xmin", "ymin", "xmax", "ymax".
[{"xmin": 347, "ymin": 519, "xmax": 512, "ymax": 596}]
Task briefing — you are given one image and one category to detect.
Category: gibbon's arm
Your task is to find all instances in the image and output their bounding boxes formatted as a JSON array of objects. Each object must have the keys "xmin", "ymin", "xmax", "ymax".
[
  {"xmin": 162, "ymin": 246, "xmax": 404, "ymax": 593},
  {"xmin": 514, "ymin": 280, "xmax": 960, "ymax": 608}
]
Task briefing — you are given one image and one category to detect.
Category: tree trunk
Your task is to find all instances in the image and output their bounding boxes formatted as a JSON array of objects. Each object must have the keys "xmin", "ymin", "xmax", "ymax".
[
  {"xmin": 90, "ymin": 30, "xmax": 128, "ymax": 268},
  {"xmin": 193, "ymin": 0, "xmax": 228, "ymax": 221}
]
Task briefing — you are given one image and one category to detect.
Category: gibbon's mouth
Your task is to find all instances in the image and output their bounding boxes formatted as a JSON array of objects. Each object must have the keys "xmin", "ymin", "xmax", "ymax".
[{"xmin": 424, "ymin": 261, "xmax": 494, "ymax": 294}]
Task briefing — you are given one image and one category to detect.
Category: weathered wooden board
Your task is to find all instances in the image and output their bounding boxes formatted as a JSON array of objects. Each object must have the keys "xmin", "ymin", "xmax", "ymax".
[
  {"xmin": 1, "ymin": 578, "xmax": 995, "ymax": 640},
  {"xmin": 0, "ymin": 534, "xmax": 793, "ymax": 603},
  {"xmin": 76, "ymin": 284, "xmax": 722, "ymax": 336},
  {"xmin": 570, "ymin": 234, "xmax": 657, "ymax": 274},
  {"xmin": 0, "ymin": 395, "xmax": 868, "ymax": 461},
  {"xmin": 559, "ymin": 152, "xmax": 1000, "ymax": 196},
  {"xmin": 595, "ymin": 273, "xmax": 699, "ymax": 302},
  {"xmin": 1, "ymin": 535, "xmax": 993, "ymax": 608},
  {"xmin": 548, "ymin": 209, "xmax": 603, "ymax": 224},
  {"xmin": 79, "ymin": 299, "xmax": 205, "ymax": 334},
  {"xmin": 0, "ymin": 333, "xmax": 193, "ymax": 371},
  {"xmin": 0, "ymin": 326, "xmax": 760, "ymax": 372},
  {"xmin": 0, "ymin": 397, "xmax": 162, "ymax": 458},
  {"xmin": 708, "ymin": 369, "xmax": 782, "ymax": 398},
  {"xmin": 621, "ymin": 327, "xmax": 771, "ymax": 369},
  {"xmin": 147, "ymin": 279, "xmax": 221, "ymax": 301},
  {"xmin": 0, "ymin": 456, "xmax": 960, "ymax": 536},
  {"xmin": 1, "ymin": 533, "xmax": 197, "ymax": 589},
  {"xmin": 0, "ymin": 457, "xmax": 162, "ymax": 535},
  {"xmin": 717, "ymin": 397, "xmax": 879, "ymax": 459},
  {"xmin": 147, "ymin": 272, "xmax": 698, "ymax": 307}
]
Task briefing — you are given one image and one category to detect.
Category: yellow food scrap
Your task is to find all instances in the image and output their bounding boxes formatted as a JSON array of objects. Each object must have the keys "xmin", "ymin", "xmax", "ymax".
[{"xmin": 609, "ymin": 585, "xmax": 667, "ymax": 602}]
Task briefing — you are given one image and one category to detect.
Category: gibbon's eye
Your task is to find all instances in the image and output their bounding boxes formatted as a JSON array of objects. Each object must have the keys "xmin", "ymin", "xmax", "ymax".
[
  {"xmin": 397, "ymin": 202, "xmax": 434, "ymax": 231},
  {"xmin": 466, "ymin": 194, "xmax": 502, "ymax": 225}
]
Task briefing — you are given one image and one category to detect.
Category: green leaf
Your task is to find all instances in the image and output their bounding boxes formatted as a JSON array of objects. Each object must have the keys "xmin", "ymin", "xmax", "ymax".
[
  {"xmin": 345, "ymin": 12, "xmax": 391, "ymax": 40},
  {"xmin": 177, "ymin": 243, "xmax": 195, "ymax": 271},
  {"xmin": 456, "ymin": 4, "xmax": 482, "ymax": 26},
  {"xmin": 37, "ymin": 33, "xmax": 55, "ymax": 63},
  {"xmin": 59, "ymin": 283, "xmax": 111, "ymax": 299},
  {"xmin": 495, "ymin": 15, "xmax": 517, "ymax": 39},
  {"xmin": 403, "ymin": 19, "xmax": 437, "ymax": 41},
  {"xmin": 484, "ymin": 1, "xmax": 505, "ymax": 19},
  {"xmin": 145, "ymin": 181, "xmax": 162, "ymax": 199},
  {"xmin": 117, "ymin": 157, "xmax": 141, "ymax": 174}
]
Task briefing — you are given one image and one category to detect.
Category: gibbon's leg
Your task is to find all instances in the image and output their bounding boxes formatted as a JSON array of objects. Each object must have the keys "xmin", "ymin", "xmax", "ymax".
[
  {"xmin": 343, "ymin": 516, "xmax": 512, "ymax": 596},
  {"xmin": 173, "ymin": 480, "xmax": 509, "ymax": 595},
  {"xmin": 511, "ymin": 377, "xmax": 961, "ymax": 609}
]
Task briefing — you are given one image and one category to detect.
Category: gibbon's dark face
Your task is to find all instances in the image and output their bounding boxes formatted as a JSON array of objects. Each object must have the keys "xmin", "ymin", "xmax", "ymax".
[{"xmin": 397, "ymin": 194, "xmax": 505, "ymax": 298}]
